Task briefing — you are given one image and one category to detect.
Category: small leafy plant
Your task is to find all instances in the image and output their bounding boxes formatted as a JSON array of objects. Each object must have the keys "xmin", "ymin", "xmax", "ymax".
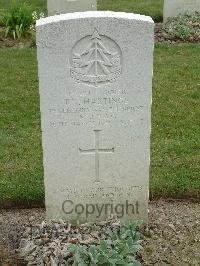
[
  {"xmin": 69, "ymin": 221, "xmax": 143, "ymax": 266},
  {"xmin": 1, "ymin": 4, "xmax": 34, "ymax": 39},
  {"xmin": 163, "ymin": 12, "xmax": 200, "ymax": 42}
]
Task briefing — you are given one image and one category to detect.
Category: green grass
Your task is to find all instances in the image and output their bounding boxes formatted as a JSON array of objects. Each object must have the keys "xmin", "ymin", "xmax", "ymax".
[
  {"xmin": 0, "ymin": 49, "xmax": 44, "ymax": 206},
  {"xmin": 0, "ymin": 0, "xmax": 47, "ymax": 16},
  {"xmin": 98, "ymin": 0, "xmax": 163, "ymax": 22},
  {"xmin": 151, "ymin": 45, "xmax": 200, "ymax": 199},
  {"xmin": 0, "ymin": 0, "xmax": 163, "ymax": 21},
  {"xmin": 0, "ymin": 45, "xmax": 199, "ymax": 206}
]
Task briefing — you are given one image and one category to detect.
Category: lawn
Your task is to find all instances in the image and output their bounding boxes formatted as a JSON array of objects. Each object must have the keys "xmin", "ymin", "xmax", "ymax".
[
  {"xmin": 0, "ymin": 45, "xmax": 199, "ymax": 207},
  {"xmin": 0, "ymin": 0, "xmax": 163, "ymax": 21},
  {"xmin": 0, "ymin": 49, "xmax": 43, "ymax": 207},
  {"xmin": 0, "ymin": 0, "xmax": 47, "ymax": 16},
  {"xmin": 151, "ymin": 45, "xmax": 200, "ymax": 199},
  {"xmin": 98, "ymin": 0, "xmax": 163, "ymax": 22}
]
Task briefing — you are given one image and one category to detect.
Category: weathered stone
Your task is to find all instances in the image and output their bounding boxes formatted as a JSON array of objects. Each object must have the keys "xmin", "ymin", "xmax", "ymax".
[
  {"xmin": 163, "ymin": 0, "xmax": 200, "ymax": 22},
  {"xmin": 36, "ymin": 11, "xmax": 154, "ymax": 223},
  {"xmin": 47, "ymin": 0, "xmax": 97, "ymax": 16}
]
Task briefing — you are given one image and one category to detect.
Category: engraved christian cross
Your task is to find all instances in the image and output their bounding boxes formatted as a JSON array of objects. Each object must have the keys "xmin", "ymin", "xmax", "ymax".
[{"xmin": 79, "ymin": 130, "xmax": 114, "ymax": 183}]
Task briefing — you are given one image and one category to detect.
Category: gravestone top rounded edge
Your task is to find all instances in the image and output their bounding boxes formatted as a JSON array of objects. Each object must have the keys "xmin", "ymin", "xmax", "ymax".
[{"xmin": 36, "ymin": 11, "xmax": 154, "ymax": 27}]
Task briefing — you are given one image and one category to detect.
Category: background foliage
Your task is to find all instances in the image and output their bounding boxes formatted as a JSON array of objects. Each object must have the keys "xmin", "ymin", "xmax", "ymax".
[
  {"xmin": 163, "ymin": 12, "xmax": 200, "ymax": 42},
  {"xmin": 1, "ymin": 3, "xmax": 33, "ymax": 38},
  {"xmin": 0, "ymin": 0, "xmax": 164, "ymax": 21}
]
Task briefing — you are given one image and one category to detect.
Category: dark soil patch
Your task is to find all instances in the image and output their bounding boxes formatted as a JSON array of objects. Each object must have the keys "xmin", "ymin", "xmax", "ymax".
[
  {"xmin": 0, "ymin": 27, "xmax": 35, "ymax": 48},
  {"xmin": 0, "ymin": 199, "xmax": 45, "ymax": 210},
  {"xmin": 0, "ymin": 200, "xmax": 199, "ymax": 265},
  {"xmin": 142, "ymin": 200, "xmax": 200, "ymax": 265},
  {"xmin": 155, "ymin": 23, "xmax": 200, "ymax": 45},
  {"xmin": 0, "ymin": 209, "xmax": 44, "ymax": 265}
]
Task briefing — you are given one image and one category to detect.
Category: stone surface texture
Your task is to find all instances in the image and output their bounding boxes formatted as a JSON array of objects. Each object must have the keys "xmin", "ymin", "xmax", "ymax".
[
  {"xmin": 47, "ymin": 0, "xmax": 97, "ymax": 16},
  {"xmin": 163, "ymin": 0, "xmax": 200, "ymax": 22},
  {"xmin": 36, "ymin": 11, "xmax": 154, "ymax": 223}
]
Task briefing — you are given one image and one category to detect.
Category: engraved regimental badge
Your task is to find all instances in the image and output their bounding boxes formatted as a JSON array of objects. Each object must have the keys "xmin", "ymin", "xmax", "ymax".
[{"xmin": 70, "ymin": 29, "xmax": 122, "ymax": 87}]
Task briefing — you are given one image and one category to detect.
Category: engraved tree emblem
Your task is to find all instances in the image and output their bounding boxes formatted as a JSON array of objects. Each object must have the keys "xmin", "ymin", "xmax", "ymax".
[{"xmin": 71, "ymin": 29, "xmax": 122, "ymax": 87}]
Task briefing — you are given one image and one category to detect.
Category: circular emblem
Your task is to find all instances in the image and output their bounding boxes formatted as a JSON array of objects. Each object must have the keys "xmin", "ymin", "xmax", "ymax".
[{"xmin": 70, "ymin": 29, "xmax": 122, "ymax": 87}]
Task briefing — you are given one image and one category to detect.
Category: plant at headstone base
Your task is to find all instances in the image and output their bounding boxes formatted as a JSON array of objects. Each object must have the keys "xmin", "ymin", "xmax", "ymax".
[
  {"xmin": 69, "ymin": 221, "xmax": 143, "ymax": 265},
  {"xmin": 163, "ymin": 12, "xmax": 200, "ymax": 42},
  {"xmin": 0, "ymin": 3, "xmax": 34, "ymax": 39}
]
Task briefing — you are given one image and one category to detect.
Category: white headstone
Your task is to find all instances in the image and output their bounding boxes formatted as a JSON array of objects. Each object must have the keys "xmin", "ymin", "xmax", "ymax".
[
  {"xmin": 164, "ymin": 0, "xmax": 200, "ymax": 22},
  {"xmin": 36, "ymin": 11, "xmax": 154, "ymax": 223},
  {"xmin": 47, "ymin": 0, "xmax": 97, "ymax": 16}
]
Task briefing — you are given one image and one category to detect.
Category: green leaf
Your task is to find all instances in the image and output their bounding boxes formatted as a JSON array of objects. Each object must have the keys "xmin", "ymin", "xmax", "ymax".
[
  {"xmin": 99, "ymin": 240, "xmax": 109, "ymax": 253},
  {"xmin": 97, "ymin": 254, "xmax": 108, "ymax": 264},
  {"xmin": 1, "ymin": 3, "xmax": 33, "ymax": 39},
  {"xmin": 129, "ymin": 244, "xmax": 143, "ymax": 254},
  {"xmin": 5, "ymin": 26, "xmax": 10, "ymax": 37}
]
